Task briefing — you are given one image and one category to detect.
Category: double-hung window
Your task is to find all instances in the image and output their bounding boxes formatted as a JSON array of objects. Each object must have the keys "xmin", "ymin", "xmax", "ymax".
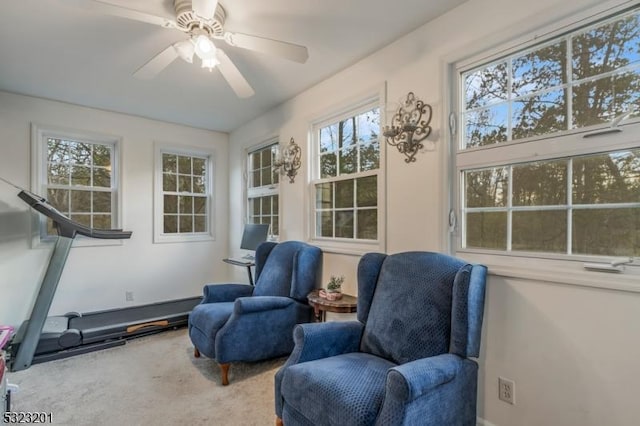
[
  {"xmin": 154, "ymin": 144, "xmax": 215, "ymax": 243},
  {"xmin": 32, "ymin": 124, "xmax": 120, "ymax": 243},
  {"xmin": 247, "ymin": 143, "xmax": 279, "ymax": 237},
  {"xmin": 452, "ymin": 5, "xmax": 640, "ymax": 268},
  {"xmin": 310, "ymin": 97, "xmax": 384, "ymax": 253}
]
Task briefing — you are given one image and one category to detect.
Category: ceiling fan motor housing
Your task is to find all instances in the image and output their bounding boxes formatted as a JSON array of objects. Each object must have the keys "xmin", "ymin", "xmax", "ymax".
[{"xmin": 174, "ymin": 0, "xmax": 226, "ymax": 36}]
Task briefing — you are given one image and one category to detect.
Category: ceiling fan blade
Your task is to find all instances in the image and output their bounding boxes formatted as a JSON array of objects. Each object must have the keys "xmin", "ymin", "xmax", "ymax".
[
  {"xmin": 216, "ymin": 49, "xmax": 255, "ymax": 98},
  {"xmin": 64, "ymin": 0, "xmax": 176, "ymax": 28},
  {"xmin": 133, "ymin": 44, "xmax": 179, "ymax": 79},
  {"xmin": 192, "ymin": 0, "xmax": 218, "ymax": 20},
  {"xmin": 224, "ymin": 32, "xmax": 309, "ymax": 64}
]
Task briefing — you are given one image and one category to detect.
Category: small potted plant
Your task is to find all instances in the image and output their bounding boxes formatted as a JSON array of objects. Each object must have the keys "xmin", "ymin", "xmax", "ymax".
[{"xmin": 325, "ymin": 275, "xmax": 344, "ymax": 301}]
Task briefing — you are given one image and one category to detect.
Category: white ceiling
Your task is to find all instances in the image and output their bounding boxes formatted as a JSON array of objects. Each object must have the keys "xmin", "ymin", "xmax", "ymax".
[{"xmin": 0, "ymin": 0, "xmax": 467, "ymax": 132}]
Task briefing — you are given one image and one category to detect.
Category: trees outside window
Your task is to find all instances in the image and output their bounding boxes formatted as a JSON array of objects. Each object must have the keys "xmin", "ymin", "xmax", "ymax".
[{"xmin": 456, "ymin": 6, "xmax": 640, "ymax": 258}]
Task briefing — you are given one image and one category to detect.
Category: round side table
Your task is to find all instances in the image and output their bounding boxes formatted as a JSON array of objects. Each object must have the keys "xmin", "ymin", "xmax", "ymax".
[{"xmin": 307, "ymin": 290, "xmax": 357, "ymax": 322}]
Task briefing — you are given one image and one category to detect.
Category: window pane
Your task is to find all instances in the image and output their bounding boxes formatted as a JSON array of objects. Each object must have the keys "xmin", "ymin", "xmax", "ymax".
[
  {"xmin": 573, "ymin": 150, "xmax": 640, "ymax": 204},
  {"xmin": 262, "ymin": 196, "xmax": 272, "ymax": 215},
  {"xmin": 573, "ymin": 208, "xmax": 639, "ymax": 256},
  {"xmin": 178, "ymin": 175, "xmax": 191, "ymax": 193},
  {"xmin": 466, "ymin": 212, "xmax": 507, "ymax": 250},
  {"xmin": 512, "ymin": 89, "xmax": 566, "ymax": 140},
  {"xmin": 464, "ymin": 62, "xmax": 508, "ymax": 109},
  {"xmin": 464, "ymin": 104, "xmax": 508, "ymax": 148},
  {"xmin": 251, "ymin": 198, "xmax": 260, "ymax": 216},
  {"xmin": 179, "ymin": 215, "xmax": 193, "ymax": 233},
  {"xmin": 273, "ymin": 195, "xmax": 279, "ymax": 214},
  {"xmin": 70, "ymin": 190, "xmax": 91, "ymax": 213},
  {"xmin": 163, "ymin": 173, "xmax": 176, "ymax": 192},
  {"xmin": 93, "ymin": 214, "xmax": 111, "ymax": 230},
  {"xmin": 339, "ymin": 146, "xmax": 357, "ymax": 175},
  {"xmin": 252, "ymin": 170, "xmax": 261, "ymax": 187},
  {"xmin": 318, "ymin": 211, "xmax": 333, "ymax": 237},
  {"xmin": 320, "ymin": 153, "xmax": 337, "ymax": 178},
  {"xmin": 164, "ymin": 195, "xmax": 177, "ymax": 214},
  {"xmin": 70, "ymin": 214, "xmax": 91, "ymax": 227},
  {"xmin": 572, "ymin": 12, "xmax": 640, "ymax": 80},
  {"xmin": 193, "ymin": 176, "xmax": 205, "ymax": 193},
  {"xmin": 193, "ymin": 196, "xmax": 207, "ymax": 214},
  {"xmin": 93, "ymin": 192, "xmax": 111, "ymax": 213},
  {"xmin": 164, "ymin": 215, "xmax": 177, "ymax": 233},
  {"xmin": 70, "ymin": 143, "xmax": 91, "ymax": 164},
  {"xmin": 47, "ymin": 139, "xmax": 69, "ymax": 163},
  {"xmin": 316, "ymin": 183, "xmax": 333, "ymax": 209},
  {"xmin": 357, "ymin": 109, "xmax": 380, "ymax": 145},
  {"xmin": 339, "ymin": 117, "xmax": 355, "ymax": 149},
  {"xmin": 47, "ymin": 164, "xmax": 69, "ymax": 185},
  {"xmin": 261, "ymin": 167, "xmax": 272, "ymax": 186},
  {"xmin": 272, "ymin": 216, "xmax": 279, "ymax": 236},
  {"xmin": 320, "ymin": 124, "xmax": 338, "ymax": 153},
  {"xmin": 360, "ymin": 140, "xmax": 380, "ymax": 171},
  {"xmin": 162, "ymin": 154, "xmax": 176, "ymax": 173},
  {"xmin": 179, "ymin": 196, "xmax": 193, "ymax": 214},
  {"xmin": 261, "ymin": 149, "xmax": 272, "ymax": 168},
  {"xmin": 71, "ymin": 165, "xmax": 91, "ymax": 186},
  {"xmin": 512, "ymin": 211, "xmax": 567, "ymax": 253},
  {"xmin": 512, "ymin": 41, "xmax": 566, "ymax": 97},
  {"xmin": 178, "ymin": 156, "xmax": 191, "ymax": 174},
  {"xmin": 93, "ymin": 168, "xmax": 111, "ymax": 188},
  {"xmin": 47, "ymin": 188, "xmax": 69, "ymax": 213},
  {"xmin": 356, "ymin": 176, "xmax": 377, "ymax": 207},
  {"xmin": 194, "ymin": 215, "xmax": 207, "ymax": 233},
  {"xmin": 512, "ymin": 160, "xmax": 567, "ymax": 206},
  {"xmin": 335, "ymin": 179, "xmax": 354, "ymax": 208},
  {"xmin": 93, "ymin": 145, "xmax": 111, "ymax": 167},
  {"xmin": 335, "ymin": 211, "xmax": 354, "ymax": 238},
  {"xmin": 357, "ymin": 209, "xmax": 377, "ymax": 240},
  {"xmin": 465, "ymin": 168, "xmax": 508, "ymax": 208},
  {"xmin": 251, "ymin": 152, "xmax": 260, "ymax": 170},
  {"xmin": 193, "ymin": 158, "xmax": 206, "ymax": 176}
]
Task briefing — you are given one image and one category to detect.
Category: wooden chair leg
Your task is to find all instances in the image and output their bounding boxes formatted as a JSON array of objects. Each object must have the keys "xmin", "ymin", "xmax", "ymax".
[
  {"xmin": 220, "ymin": 363, "xmax": 230, "ymax": 386},
  {"xmin": 193, "ymin": 347, "xmax": 200, "ymax": 358},
  {"xmin": 276, "ymin": 416, "xmax": 284, "ymax": 426}
]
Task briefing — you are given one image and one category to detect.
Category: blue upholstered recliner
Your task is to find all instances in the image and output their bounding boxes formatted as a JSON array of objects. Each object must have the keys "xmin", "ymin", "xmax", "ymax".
[
  {"xmin": 275, "ymin": 251, "xmax": 487, "ymax": 426},
  {"xmin": 188, "ymin": 240, "xmax": 322, "ymax": 385}
]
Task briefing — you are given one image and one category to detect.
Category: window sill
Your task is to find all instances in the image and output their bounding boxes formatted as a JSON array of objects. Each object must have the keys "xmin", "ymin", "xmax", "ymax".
[
  {"xmin": 153, "ymin": 234, "xmax": 215, "ymax": 244},
  {"xmin": 308, "ymin": 238, "xmax": 384, "ymax": 256},
  {"xmin": 458, "ymin": 251, "xmax": 640, "ymax": 294}
]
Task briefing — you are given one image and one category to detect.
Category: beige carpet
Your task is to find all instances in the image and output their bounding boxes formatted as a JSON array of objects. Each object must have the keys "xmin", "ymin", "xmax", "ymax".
[{"xmin": 8, "ymin": 329, "xmax": 285, "ymax": 425}]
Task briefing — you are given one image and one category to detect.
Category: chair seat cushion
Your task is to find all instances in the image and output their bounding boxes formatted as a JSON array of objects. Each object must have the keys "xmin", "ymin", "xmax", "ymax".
[
  {"xmin": 188, "ymin": 302, "xmax": 234, "ymax": 358},
  {"xmin": 282, "ymin": 352, "xmax": 396, "ymax": 426}
]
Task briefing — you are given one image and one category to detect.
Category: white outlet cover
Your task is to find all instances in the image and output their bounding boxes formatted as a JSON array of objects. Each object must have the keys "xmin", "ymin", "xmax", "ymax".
[{"xmin": 498, "ymin": 376, "xmax": 515, "ymax": 405}]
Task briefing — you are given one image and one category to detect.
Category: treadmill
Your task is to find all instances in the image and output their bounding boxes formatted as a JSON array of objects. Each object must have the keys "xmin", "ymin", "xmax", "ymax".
[{"xmin": 8, "ymin": 190, "xmax": 201, "ymax": 371}]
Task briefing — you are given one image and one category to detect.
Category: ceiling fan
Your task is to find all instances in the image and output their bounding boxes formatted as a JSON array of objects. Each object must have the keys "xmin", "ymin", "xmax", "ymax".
[{"xmin": 67, "ymin": 0, "xmax": 309, "ymax": 98}]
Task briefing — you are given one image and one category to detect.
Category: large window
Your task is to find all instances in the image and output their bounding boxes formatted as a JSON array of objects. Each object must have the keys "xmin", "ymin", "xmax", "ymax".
[
  {"xmin": 154, "ymin": 145, "xmax": 214, "ymax": 243},
  {"xmin": 32, "ymin": 124, "xmax": 120, "ymax": 241},
  {"xmin": 247, "ymin": 143, "xmax": 279, "ymax": 237},
  {"xmin": 310, "ymin": 100, "xmax": 383, "ymax": 251},
  {"xmin": 454, "ymin": 5, "xmax": 640, "ymax": 261}
]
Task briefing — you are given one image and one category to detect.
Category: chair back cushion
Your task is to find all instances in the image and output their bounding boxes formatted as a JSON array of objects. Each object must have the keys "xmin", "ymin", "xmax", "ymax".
[
  {"xmin": 359, "ymin": 252, "xmax": 471, "ymax": 364},
  {"xmin": 253, "ymin": 241, "xmax": 322, "ymax": 302}
]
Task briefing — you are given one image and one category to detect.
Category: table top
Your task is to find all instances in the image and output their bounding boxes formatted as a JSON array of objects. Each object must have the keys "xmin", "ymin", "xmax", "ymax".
[{"xmin": 307, "ymin": 289, "xmax": 357, "ymax": 308}]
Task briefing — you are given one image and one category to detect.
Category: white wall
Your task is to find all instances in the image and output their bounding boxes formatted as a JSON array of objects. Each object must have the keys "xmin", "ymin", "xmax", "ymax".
[
  {"xmin": 229, "ymin": 0, "xmax": 640, "ymax": 424},
  {"xmin": 0, "ymin": 91, "xmax": 230, "ymax": 327}
]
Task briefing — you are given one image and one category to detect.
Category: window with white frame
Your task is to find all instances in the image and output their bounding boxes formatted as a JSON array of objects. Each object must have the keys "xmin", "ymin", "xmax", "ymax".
[
  {"xmin": 247, "ymin": 143, "xmax": 279, "ymax": 236},
  {"xmin": 453, "ymin": 5, "xmax": 640, "ymax": 261},
  {"xmin": 154, "ymin": 145, "xmax": 215, "ymax": 243},
  {"xmin": 32, "ymin": 125, "xmax": 120, "ymax": 241},
  {"xmin": 310, "ymin": 100, "xmax": 383, "ymax": 250}
]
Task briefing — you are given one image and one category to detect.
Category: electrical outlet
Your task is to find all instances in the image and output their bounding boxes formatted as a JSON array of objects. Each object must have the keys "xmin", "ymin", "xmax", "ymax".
[
  {"xmin": 125, "ymin": 291, "xmax": 134, "ymax": 302},
  {"xmin": 498, "ymin": 377, "xmax": 515, "ymax": 405}
]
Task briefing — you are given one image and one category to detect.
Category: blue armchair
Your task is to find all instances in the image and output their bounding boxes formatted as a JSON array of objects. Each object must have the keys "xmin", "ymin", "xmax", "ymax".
[
  {"xmin": 188, "ymin": 240, "xmax": 322, "ymax": 385},
  {"xmin": 275, "ymin": 251, "xmax": 487, "ymax": 426}
]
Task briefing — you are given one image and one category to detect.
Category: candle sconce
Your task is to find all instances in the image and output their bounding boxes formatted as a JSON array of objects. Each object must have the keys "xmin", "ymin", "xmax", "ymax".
[
  {"xmin": 383, "ymin": 92, "xmax": 432, "ymax": 163},
  {"xmin": 273, "ymin": 137, "xmax": 302, "ymax": 183}
]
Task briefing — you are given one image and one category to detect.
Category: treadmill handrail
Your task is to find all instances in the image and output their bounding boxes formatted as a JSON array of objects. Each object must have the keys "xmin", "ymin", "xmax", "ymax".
[{"xmin": 18, "ymin": 190, "xmax": 132, "ymax": 240}]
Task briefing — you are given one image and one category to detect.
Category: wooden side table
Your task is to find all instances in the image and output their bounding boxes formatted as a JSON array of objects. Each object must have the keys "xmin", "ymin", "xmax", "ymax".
[{"xmin": 307, "ymin": 290, "xmax": 357, "ymax": 322}]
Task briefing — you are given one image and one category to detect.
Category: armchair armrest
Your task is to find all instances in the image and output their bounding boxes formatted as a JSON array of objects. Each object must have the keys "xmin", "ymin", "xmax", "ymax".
[
  {"xmin": 233, "ymin": 296, "xmax": 294, "ymax": 315},
  {"xmin": 202, "ymin": 284, "xmax": 253, "ymax": 303},
  {"xmin": 386, "ymin": 353, "xmax": 461, "ymax": 402},
  {"xmin": 288, "ymin": 321, "xmax": 363, "ymax": 366}
]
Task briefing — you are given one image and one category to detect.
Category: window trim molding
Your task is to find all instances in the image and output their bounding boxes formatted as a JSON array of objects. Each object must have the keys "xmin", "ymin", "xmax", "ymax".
[
  {"xmin": 30, "ymin": 122, "xmax": 123, "ymax": 248},
  {"xmin": 305, "ymin": 84, "xmax": 387, "ymax": 255},
  {"xmin": 153, "ymin": 141, "xmax": 216, "ymax": 244},
  {"xmin": 441, "ymin": 0, "xmax": 640, "ymax": 278}
]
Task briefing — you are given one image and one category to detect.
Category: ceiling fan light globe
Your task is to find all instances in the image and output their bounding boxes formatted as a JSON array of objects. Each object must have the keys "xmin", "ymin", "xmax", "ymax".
[
  {"xmin": 173, "ymin": 40, "xmax": 195, "ymax": 63},
  {"xmin": 194, "ymin": 35, "xmax": 216, "ymax": 59},
  {"xmin": 201, "ymin": 57, "xmax": 219, "ymax": 70}
]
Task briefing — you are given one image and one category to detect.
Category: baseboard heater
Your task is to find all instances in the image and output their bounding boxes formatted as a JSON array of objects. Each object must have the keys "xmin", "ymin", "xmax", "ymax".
[{"xmin": 9, "ymin": 296, "xmax": 202, "ymax": 368}]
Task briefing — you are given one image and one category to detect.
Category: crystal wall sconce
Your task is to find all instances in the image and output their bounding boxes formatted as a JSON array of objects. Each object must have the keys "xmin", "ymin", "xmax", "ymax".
[
  {"xmin": 273, "ymin": 137, "xmax": 302, "ymax": 183},
  {"xmin": 383, "ymin": 92, "xmax": 433, "ymax": 163}
]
